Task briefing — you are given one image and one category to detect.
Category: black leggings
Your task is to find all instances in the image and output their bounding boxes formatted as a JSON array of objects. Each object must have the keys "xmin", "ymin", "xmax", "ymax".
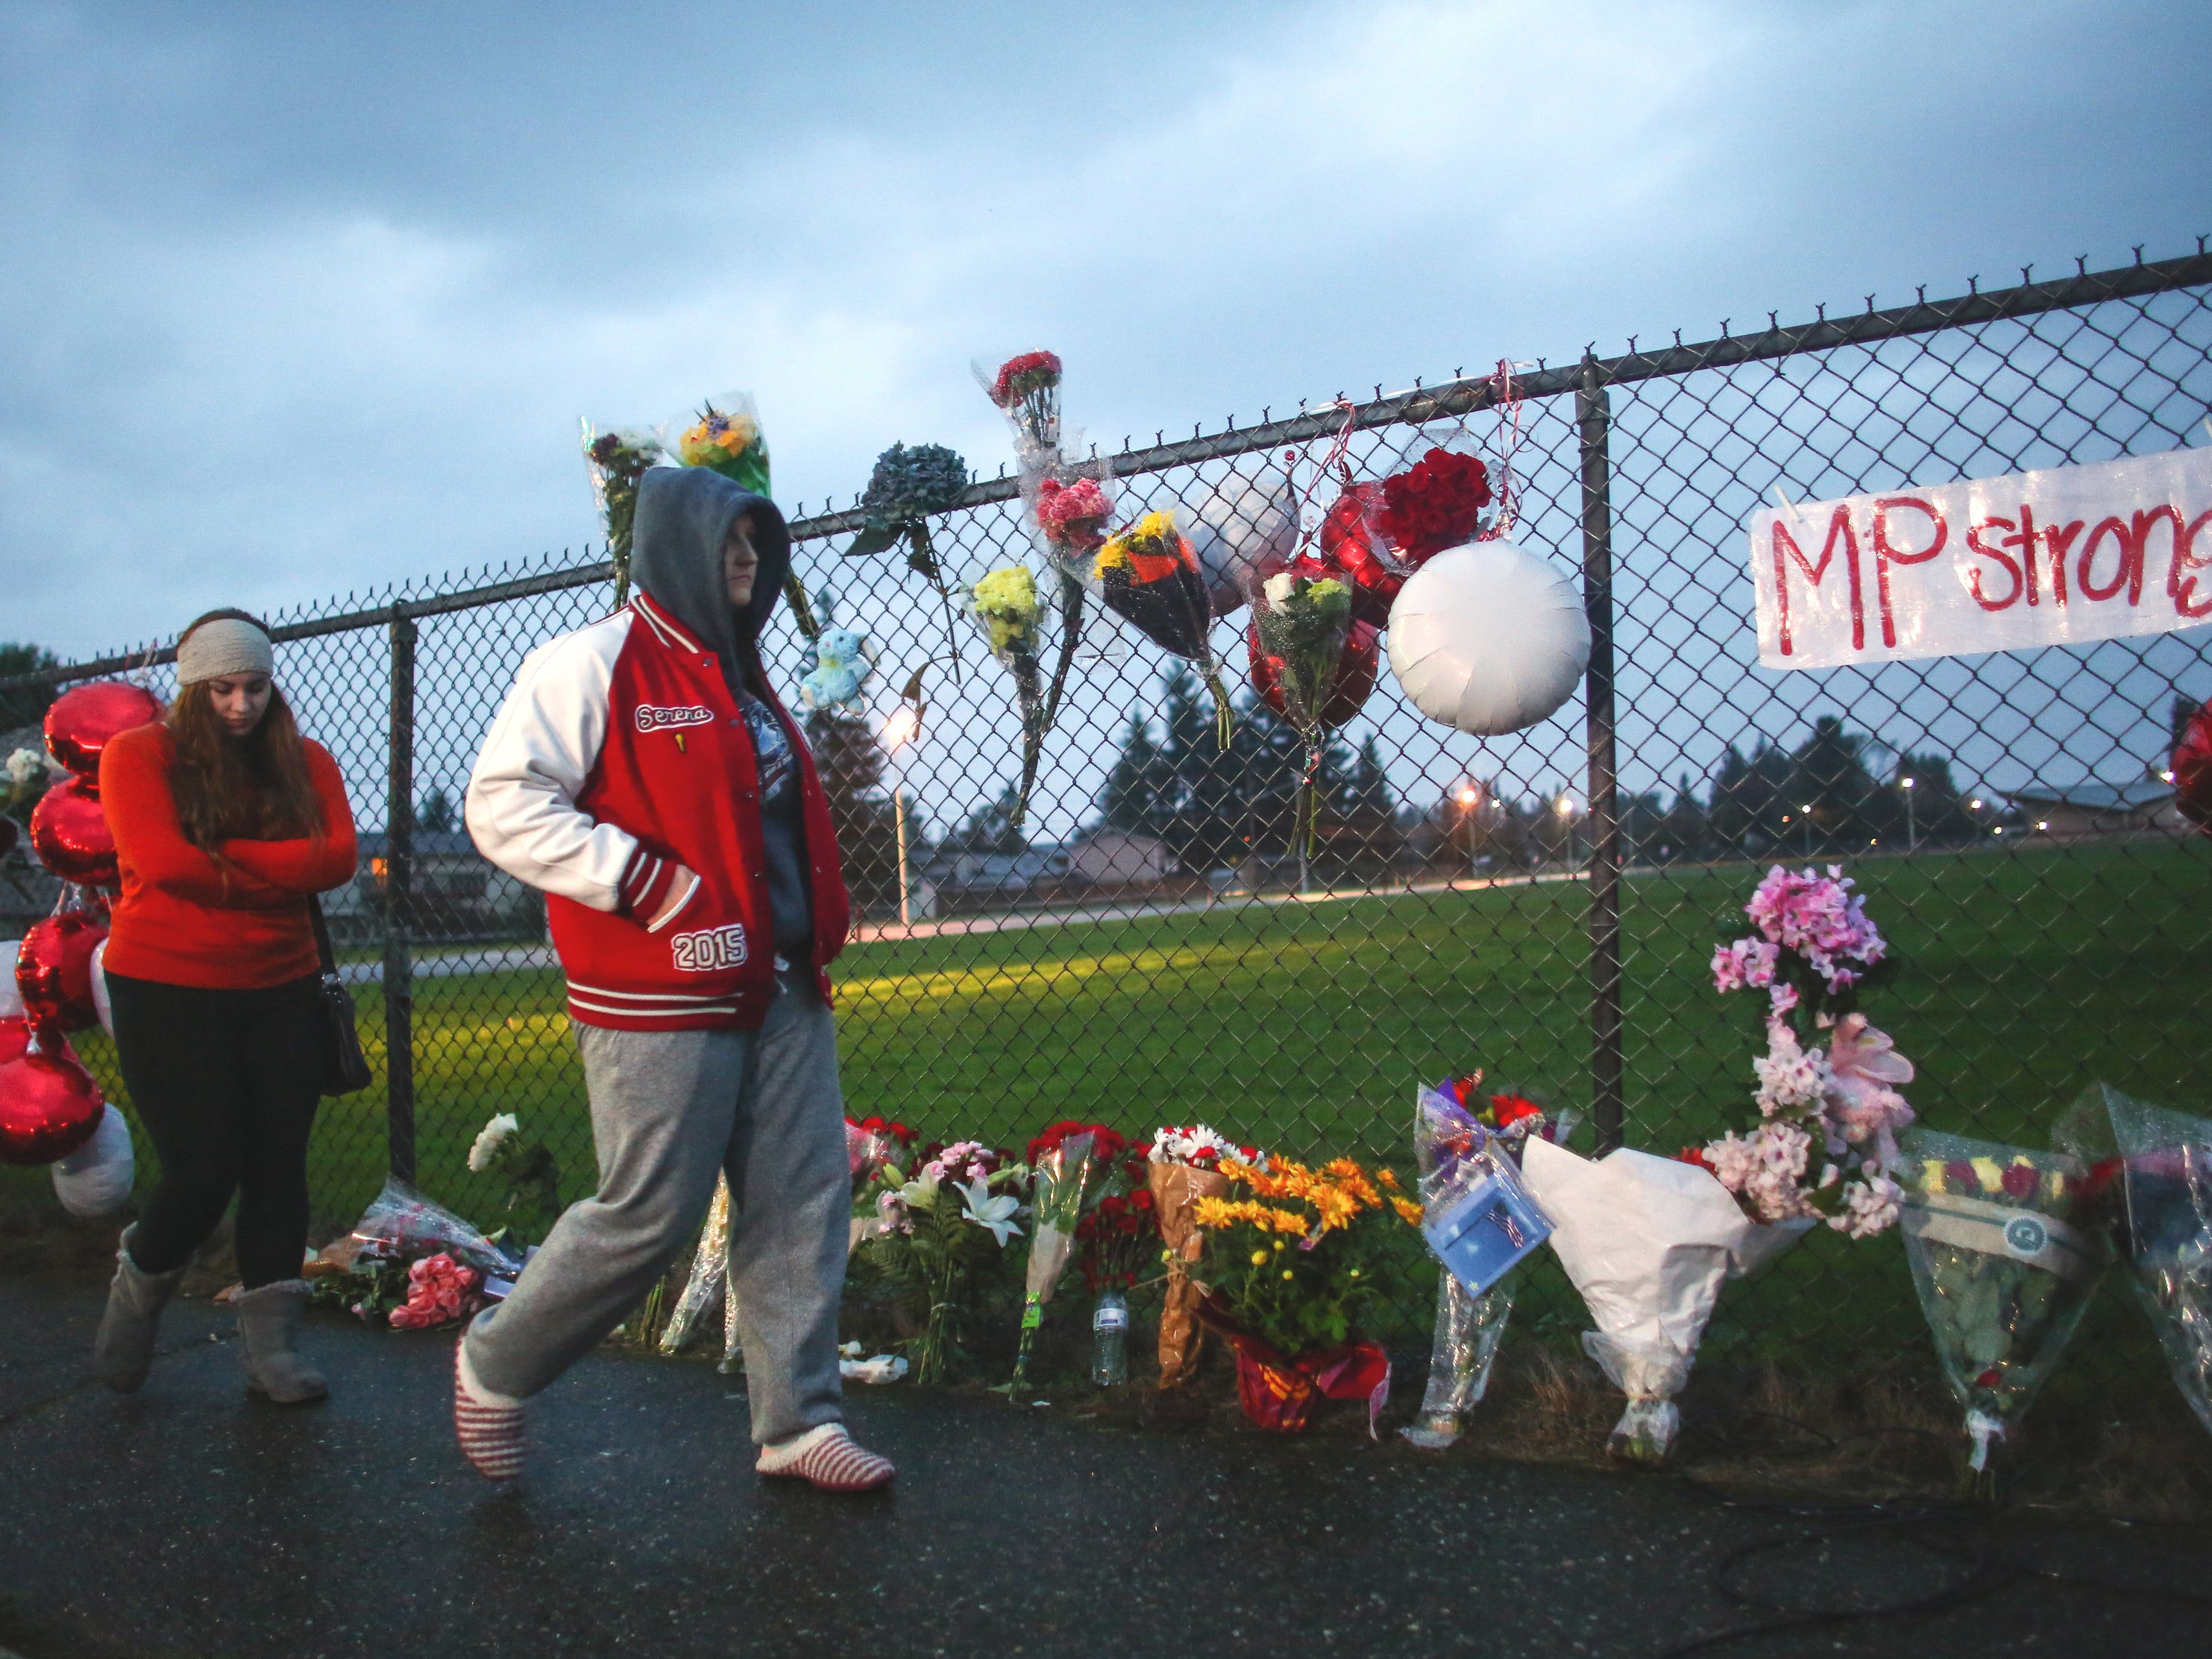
[{"xmin": 104, "ymin": 971, "xmax": 324, "ymax": 1288}]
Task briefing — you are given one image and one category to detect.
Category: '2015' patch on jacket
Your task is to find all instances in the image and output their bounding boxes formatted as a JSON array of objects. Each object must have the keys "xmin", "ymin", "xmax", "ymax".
[
  {"xmin": 635, "ymin": 704, "xmax": 715, "ymax": 733},
  {"xmin": 671, "ymin": 923, "xmax": 748, "ymax": 972}
]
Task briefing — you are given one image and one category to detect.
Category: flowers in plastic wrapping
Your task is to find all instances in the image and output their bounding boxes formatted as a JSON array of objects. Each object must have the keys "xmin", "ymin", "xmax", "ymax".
[
  {"xmin": 1249, "ymin": 573, "xmax": 1354, "ymax": 834},
  {"xmin": 465, "ymin": 1109, "xmax": 564, "ymax": 1244},
  {"xmin": 987, "ymin": 350, "xmax": 1063, "ymax": 453},
  {"xmin": 467, "ymin": 1113, "xmax": 518, "ymax": 1173},
  {"xmin": 858, "ymin": 1142, "xmax": 1031, "ymax": 1385},
  {"xmin": 963, "ymin": 562, "xmax": 1053, "ymax": 833},
  {"xmin": 2071, "ymin": 1084, "xmax": 2212, "ymax": 1440},
  {"xmin": 2172, "ymin": 698, "xmax": 2211, "ymax": 835},
  {"xmin": 579, "ymin": 423, "xmax": 666, "ymax": 606},
  {"xmin": 386, "ymin": 1253, "xmax": 483, "ymax": 1330},
  {"xmin": 1008, "ymin": 1121, "xmax": 1124, "ymax": 1383},
  {"xmin": 1035, "ymin": 476, "xmax": 1111, "ymax": 555},
  {"xmin": 847, "ymin": 442, "xmax": 972, "ymax": 664},
  {"xmin": 1095, "ymin": 510, "xmax": 1233, "ymax": 748},
  {"xmin": 1693, "ymin": 866, "xmax": 1911, "ymax": 1237},
  {"xmin": 1149, "ymin": 1124, "xmax": 1266, "ymax": 1170},
  {"xmin": 674, "ymin": 395, "xmax": 770, "ymax": 497},
  {"xmin": 1897, "ymin": 1127, "xmax": 2108, "ymax": 1483},
  {"xmin": 1146, "ymin": 1124, "xmax": 1262, "ymax": 1393},
  {"xmin": 1377, "ymin": 447, "xmax": 1492, "ymax": 564},
  {"xmin": 1078, "ymin": 1186, "xmax": 1159, "ymax": 1293}
]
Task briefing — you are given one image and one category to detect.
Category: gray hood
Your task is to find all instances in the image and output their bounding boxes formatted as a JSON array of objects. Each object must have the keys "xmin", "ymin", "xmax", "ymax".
[{"xmin": 629, "ymin": 465, "xmax": 793, "ymax": 672}]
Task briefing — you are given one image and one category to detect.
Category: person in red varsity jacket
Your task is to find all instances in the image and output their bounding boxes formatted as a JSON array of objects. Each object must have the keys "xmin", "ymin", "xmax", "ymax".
[{"xmin": 456, "ymin": 464, "xmax": 894, "ymax": 1493}]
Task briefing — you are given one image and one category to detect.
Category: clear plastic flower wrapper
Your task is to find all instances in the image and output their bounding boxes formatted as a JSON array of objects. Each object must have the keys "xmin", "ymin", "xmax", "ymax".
[
  {"xmin": 349, "ymin": 1176, "xmax": 521, "ymax": 1283},
  {"xmin": 1521, "ymin": 1137, "xmax": 1812, "ymax": 1463},
  {"xmin": 965, "ymin": 561, "xmax": 1058, "ymax": 833},
  {"xmin": 1898, "ymin": 1127, "xmax": 2108, "ymax": 1484},
  {"xmin": 1093, "ymin": 511, "xmax": 1233, "ymax": 747},
  {"xmin": 1189, "ymin": 465, "xmax": 1298, "ymax": 619},
  {"xmin": 1008, "ymin": 1121, "xmax": 1121, "ymax": 1385},
  {"xmin": 1246, "ymin": 567, "xmax": 1354, "ymax": 857},
  {"xmin": 579, "ymin": 421, "xmax": 666, "ymax": 606},
  {"xmin": 664, "ymin": 1113, "xmax": 917, "ymax": 1367},
  {"xmin": 2077, "ymin": 1086, "xmax": 2212, "ymax": 1437},
  {"xmin": 1402, "ymin": 1075, "xmax": 1572, "ymax": 1449}
]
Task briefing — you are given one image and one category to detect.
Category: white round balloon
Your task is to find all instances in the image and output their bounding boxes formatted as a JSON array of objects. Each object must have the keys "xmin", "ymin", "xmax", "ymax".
[
  {"xmin": 51, "ymin": 1102, "xmax": 135, "ymax": 1218},
  {"xmin": 1187, "ymin": 468, "xmax": 1298, "ymax": 618},
  {"xmin": 1386, "ymin": 541, "xmax": 1591, "ymax": 734}
]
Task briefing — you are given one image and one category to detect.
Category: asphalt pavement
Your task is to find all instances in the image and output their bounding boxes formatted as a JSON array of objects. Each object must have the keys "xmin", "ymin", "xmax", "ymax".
[{"xmin": 0, "ymin": 1274, "xmax": 2201, "ymax": 1659}]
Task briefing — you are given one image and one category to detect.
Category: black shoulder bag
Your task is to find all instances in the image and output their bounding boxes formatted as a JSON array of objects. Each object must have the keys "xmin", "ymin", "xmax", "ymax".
[{"xmin": 308, "ymin": 895, "xmax": 375, "ymax": 1097}]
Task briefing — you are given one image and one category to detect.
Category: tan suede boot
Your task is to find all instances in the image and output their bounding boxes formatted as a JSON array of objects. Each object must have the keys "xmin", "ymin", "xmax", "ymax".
[
  {"xmin": 92, "ymin": 1224, "xmax": 188, "ymax": 1394},
  {"xmin": 233, "ymin": 1279, "xmax": 329, "ymax": 1403}
]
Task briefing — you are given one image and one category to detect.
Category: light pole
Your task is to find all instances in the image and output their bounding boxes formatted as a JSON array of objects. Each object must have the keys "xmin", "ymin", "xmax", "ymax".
[
  {"xmin": 883, "ymin": 705, "xmax": 920, "ymax": 929},
  {"xmin": 1801, "ymin": 803, "xmax": 1815, "ymax": 860},
  {"xmin": 1556, "ymin": 793, "xmax": 1577, "ymax": 870},
  {"xmin": 1900, "ymin": 775, "xmax": 1916, "ymax": 854},
  {"xmin": 1457, "ymin": 781, "xmax": 1483, "ymax": 884}
]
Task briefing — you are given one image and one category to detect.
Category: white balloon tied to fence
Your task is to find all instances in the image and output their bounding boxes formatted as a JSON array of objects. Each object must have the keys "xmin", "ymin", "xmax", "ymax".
[{"xmin": 1386, "ymin": 541, "xmax": 1592, "ymax": 735}]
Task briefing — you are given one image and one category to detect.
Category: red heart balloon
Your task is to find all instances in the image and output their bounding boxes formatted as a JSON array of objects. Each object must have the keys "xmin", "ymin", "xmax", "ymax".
[
  {"xmin": 29, "ymin": 776, "xmax": 118, "ymax": 887},
  {"xmin": 16, "ymin": 913, "xmax": 107, "ymax": 1032},
  {"xmin": 2177, "ymin": 701, "xmax": 2212, "ymax": 835},
  {"xmin": 1247, "ymin": 618, "xmax": 1380, "ymax": 731},
  {"xmin": 0, "ymin": 1026, "xmax": 104, "ymax": 1166},
  {"xmin": 43, "ymin": 681, "xmax": 165, "ymax": 787},
  {"xmin": 1319, "ymin": 484, "xmax": 1405, "ymax": 629}
]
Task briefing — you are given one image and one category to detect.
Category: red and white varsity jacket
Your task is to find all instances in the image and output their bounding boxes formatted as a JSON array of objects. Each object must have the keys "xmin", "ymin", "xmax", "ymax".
[{"xmin": 465, "ymin": 592, "xmax": 851, "ymax": 1031}]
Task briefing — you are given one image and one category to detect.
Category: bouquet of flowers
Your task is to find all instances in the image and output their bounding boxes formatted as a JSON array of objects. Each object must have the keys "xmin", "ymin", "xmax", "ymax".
[
  {"xmin": 1899, "ymin": 1127, "xmax": 2108, "ymax": 1485},
  {"xmin": 1146, "ymin": 1124, "xmax": 1264, "ymax": 1392},
  {"xmin": 1094, "ymin": 511, "xmax": 1233, "ymax": 748},
  {"xmin": 308, "ymin": 1178, "xmax": 520, "ymax": 1326},
  {"xmin": 849, "ymin": 441, "xmax": 972, "ymax": 664},
  {"xmin": 1075, "ymin": 1150, "xmax": 1157, "ymax": 1385},
  {"xmin": 1690, "ymin": 865, "xmax": 1911, "ymax": 1235},
  {"xmin": 1191, "ymin": 1155, "xmax": 1421, "ymax": 1434},
  {"xmin": 1008, "ymin": 1121, "xmax": 1125, "ymax": 1384},
  {"xmin": 1521, "ymin": 1136, "xmax": 1812, "ymax": 1462},
  {"xmin": 1246, "ymin": 568, "xmax": 1354, "ymax": 856},
  {"xmin": 1318, "ymin": 447, "xmax": 1494, "ymax": 628},
  {"xmin": 967, "ymin": 563, "xmax": 1053, "ymax": 832},
  {"xmin": 2175, "ymin": 699, "xmax": 2211, "ymax": 835},
  {"xmin": 466, "ymin": 1110, "xmax": 564, "ymax": 1245},
  {"xmin": 2082, "ymin": 1086, "xmax": 2212, "ymax": 1435},
  {"xmin": 860, "ymin": 1140, "xmax": 1030, "ymax": 1385},
  {"xmin": 664, "ymin": 1112, "xmax": 920, "ymax": 1365},
  {"xmin": 386, "ymin": 1253, "xmax": 484, "ymax": 1331},
  {"xmin": 673, "ymin": 392, "xmax": 770, "ymax": 497},
  {"xmin": 1403, "ymin": 1072, "xmax": 1576, "ymax": 1449},
  {"xmin": 579, "ymin": 423, "xmax": 666, "ymax": 606}
]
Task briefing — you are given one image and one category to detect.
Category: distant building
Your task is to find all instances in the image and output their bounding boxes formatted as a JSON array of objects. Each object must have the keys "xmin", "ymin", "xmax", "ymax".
[
  {"xmin": 2005, "ymin": 780, "xmax": 2180, "ymax": 841},
  {"xmin": 338, "ymin": 829, "xmax": 537, "ymax": 938},
  {"xmin": 1063, "ymin": 828, "xmax": 1170, "ymax": 887},
  {"xmin": 923, "ymin": 844, "xmax": 1070, "ymax": 900}
]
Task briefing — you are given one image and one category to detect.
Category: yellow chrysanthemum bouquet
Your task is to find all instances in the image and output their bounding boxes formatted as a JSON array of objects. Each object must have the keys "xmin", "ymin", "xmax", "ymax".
[{"xmin": 1192, "ymin": 1156, "xmax": 1421, "ymax": 1432}]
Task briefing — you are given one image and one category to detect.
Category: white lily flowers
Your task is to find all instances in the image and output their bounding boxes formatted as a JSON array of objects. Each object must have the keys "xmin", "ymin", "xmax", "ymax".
[{"xmin": 958, "ymin": 1178, "xmax": 1024, "ymax": 1246}]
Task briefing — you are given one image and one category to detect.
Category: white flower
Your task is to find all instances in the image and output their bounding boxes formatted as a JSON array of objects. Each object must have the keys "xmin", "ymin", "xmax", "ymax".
[
  {"xmin": 1752, "ymin": 1022, "xmax": 1830, "ymax": 1118},
  {"xmin": 1827, "ymin": 1171, "xmax": 1904, "ymax": 1238},
  {"xmin": 958, "ymin": 1178, "xmax": 1024, "ymax": 1246},
  {"xmin": 1262, "ymin": 571, "xmax": 1296, "ymax": 608},
  {"xmin": 6, "ymin": 747, "xmax": 43, "ymax": 787},
  {"xmin": 466, "ymin": 1112, "xmax": 520, "ymax": 1173}
]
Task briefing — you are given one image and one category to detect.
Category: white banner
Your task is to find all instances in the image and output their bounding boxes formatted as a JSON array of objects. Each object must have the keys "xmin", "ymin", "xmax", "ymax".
[{"xmin": 1747, "ymin": 445, "xmax": 2212, "ymax": 670}]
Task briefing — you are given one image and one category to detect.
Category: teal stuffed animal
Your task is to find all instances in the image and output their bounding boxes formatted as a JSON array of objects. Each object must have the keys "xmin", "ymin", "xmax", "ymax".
[{"xmin": 799, "ymin": 626, "xmax": 872, "ymax": 711}]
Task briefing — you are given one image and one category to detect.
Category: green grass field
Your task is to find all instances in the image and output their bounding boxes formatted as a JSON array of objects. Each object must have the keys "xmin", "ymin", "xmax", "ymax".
[{"xmin": 11, "ymin": 838, "xmax": 2211, "ymax": 1364}]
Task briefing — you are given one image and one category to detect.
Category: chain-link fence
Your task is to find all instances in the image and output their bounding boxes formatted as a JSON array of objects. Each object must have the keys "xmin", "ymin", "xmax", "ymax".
[{"xmin": 6, "ymin": 248, "xmax": 2210, "ymax": 1373}]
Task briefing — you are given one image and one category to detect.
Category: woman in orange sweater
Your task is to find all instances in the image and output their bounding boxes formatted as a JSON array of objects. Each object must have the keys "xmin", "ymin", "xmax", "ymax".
[{"xmin": 93, "ymin": 609, "xmax": 357, "ymax": 1403}]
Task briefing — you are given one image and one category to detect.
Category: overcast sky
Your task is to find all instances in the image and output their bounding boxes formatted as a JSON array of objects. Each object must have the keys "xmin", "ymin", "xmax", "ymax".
[{"xmin": 4, "ymin": 0, "xmax": 2208, "ymax": 664}]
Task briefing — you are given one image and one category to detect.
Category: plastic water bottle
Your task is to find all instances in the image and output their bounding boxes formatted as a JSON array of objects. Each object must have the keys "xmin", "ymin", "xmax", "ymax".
[{"xmin": 1091, "ymin": 1290, "xmax": 1129, "ymax": 1386}]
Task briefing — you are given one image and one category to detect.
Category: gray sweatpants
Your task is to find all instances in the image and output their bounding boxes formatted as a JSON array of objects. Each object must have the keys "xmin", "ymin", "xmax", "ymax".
[{"xmin": 463, "ymin": 978, "xmax": 847, "ymax": 1445}]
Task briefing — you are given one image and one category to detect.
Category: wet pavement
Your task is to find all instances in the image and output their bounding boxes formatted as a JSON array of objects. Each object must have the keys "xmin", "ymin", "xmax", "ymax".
[{"xmin": 1, "ymin": 1275, "xmax": 2202, "ymax": 1659}]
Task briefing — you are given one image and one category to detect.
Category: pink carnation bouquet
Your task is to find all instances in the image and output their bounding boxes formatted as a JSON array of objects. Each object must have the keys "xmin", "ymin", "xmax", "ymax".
[
  {"xmin": 1691, "ymin": 864, "xmax": 1911, "ymax": 1238},
  {"xmin": 384, "ymin": 1252, "xmax": 483, "ymax": 1330}
]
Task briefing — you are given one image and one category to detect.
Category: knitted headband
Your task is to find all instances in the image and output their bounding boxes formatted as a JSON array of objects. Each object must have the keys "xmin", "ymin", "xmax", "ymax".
[{"xmin": 176, "ymin": 618, "xmax": 275, "ymax": 685}]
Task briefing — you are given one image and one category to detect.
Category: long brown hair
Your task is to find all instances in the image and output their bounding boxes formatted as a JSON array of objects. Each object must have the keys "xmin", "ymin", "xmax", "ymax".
[{"xmin": 166, "ymin": 609, "xmax": 324, "ymax": 850}]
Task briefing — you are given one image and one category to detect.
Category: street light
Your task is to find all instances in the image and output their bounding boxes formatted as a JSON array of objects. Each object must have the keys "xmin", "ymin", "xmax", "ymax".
[
  {"xmin": 1801, "ymin": 803, "xmax": 1816, "ymax": 859},
  {"xmin": 1455, "ymin": 781, "xmax": 1483, "ymax": 883},
  {"xmin": 883, "ymin": 705, "xmax": 921, "ymax": 928},
  {"xmin": 1556, "ymin": 793, "xmax": 1577, "ymax": 869},
  {"xmin": 1900, "ymin": 775, "xmax": 1916, "ymax": 854}
]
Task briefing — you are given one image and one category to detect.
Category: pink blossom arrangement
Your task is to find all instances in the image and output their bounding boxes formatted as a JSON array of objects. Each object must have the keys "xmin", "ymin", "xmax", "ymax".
[
  {"xmin": 383, "ymin": 1252, "xmax": 483, "ymax": 1330},
  {"xmin": 1034, "ymin": 476, "xmax": 1111, "ymax": 553},
  {"xmin": 1686, "ymin": 865, "xmax": 1911, "ymax": 1239}
]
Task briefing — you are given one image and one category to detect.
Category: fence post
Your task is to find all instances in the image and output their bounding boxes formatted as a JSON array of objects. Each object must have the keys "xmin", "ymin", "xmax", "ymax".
[
  {"xmin": 1577, "ymin": 358, "xmax": 1626, "ymax": 1153},
  {"xmin": 383, "ymin": 608, "xmax": 417, "ymax": 1184}
]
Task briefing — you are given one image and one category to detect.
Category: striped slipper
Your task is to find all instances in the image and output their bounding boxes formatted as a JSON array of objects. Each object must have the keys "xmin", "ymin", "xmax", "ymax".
[
  {"xmin": 755, "ymin": 1423, "xmax": 896, "ymax": 1493},
  {"xmin": 453, "ymin": 1343, "xmax": 527, "ymax": 1482}
]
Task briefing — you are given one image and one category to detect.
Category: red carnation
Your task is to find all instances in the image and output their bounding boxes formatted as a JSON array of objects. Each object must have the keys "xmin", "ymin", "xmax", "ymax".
[
  {"xmin": 991, "ymin": 350, "xmax": 1062, "ymax": 409},
  {"xmin": 1678, "ymin": 1146, "xmax": 1715, "ymax": 1172},
  {"xmin": 2000, "ymin": 1162, "xmax": 2039, "ymax": 1199},
  {"xmin": 1489, "ymin": 1094, "xmax": 1542, "ymax": 1128},
  {"xmin": 1378, "ymin": 448, "xmax": 1491, "ymax": 564},
  {"xmin": 1944, "ymin": 1161, "xmax": 1977, "ymax": 1190}
]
